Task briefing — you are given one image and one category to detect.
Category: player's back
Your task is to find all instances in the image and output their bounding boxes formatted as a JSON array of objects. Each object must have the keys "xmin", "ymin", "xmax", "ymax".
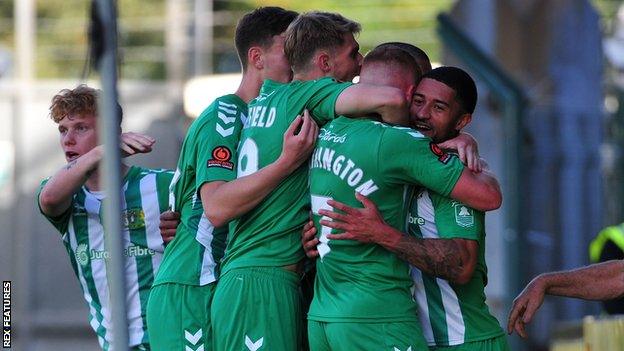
[
  {"xmin": 222, "ymin": 77, "xmax": 351, "ymax": 274},
  {"xmin": 155, "ymin": 94, "xmax": 245, "ymax": 287},
  {"xmin": 308, "ymin": 117, "xmax": 465, "ymax": 322}
]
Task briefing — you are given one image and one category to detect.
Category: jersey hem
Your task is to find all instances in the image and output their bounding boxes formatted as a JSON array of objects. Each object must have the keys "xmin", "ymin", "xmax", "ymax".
[
  {"xmin": 307, "ymin": 314, "xmax": 418, "ymax": 323},
  {"xmin": 152, "ymin": 277, "xmax": 215, "ymax": 287},
  {"xmin": 427, "ymin": 328, "xmax": 506, "ymax": 347},
  {"xmin": 221, "ymin": 256, "xmax": 305, "ymax": 275}
]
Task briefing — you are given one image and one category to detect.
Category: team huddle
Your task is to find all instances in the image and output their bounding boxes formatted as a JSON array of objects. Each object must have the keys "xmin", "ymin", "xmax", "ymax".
[{"xmin": 38, "ymin": 7, "xmax": 514, "ymax": 351}]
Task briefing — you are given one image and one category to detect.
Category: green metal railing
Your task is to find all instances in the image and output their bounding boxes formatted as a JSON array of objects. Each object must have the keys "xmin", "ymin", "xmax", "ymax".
[{"xmin": 437, "ymin": 12, "xmax": 527, "ymax": 348}]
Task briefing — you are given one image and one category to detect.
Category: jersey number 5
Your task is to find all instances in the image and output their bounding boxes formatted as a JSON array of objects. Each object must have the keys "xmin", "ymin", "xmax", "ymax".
[{"xmin": 311, "ymin": 194, "xmax": 334, "ymax": 259}]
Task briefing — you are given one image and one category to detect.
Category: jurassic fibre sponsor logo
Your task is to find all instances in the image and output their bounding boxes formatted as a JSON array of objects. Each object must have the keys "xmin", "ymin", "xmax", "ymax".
[
  {"xmin": 319, "ymin": 129, "xmax": 346, "ymax": 143},
  {"xmin": 407, "ymin": 213, "xmax": 425, "ymax": 226},
  {"xmin": 75, "ymin": 244, "xmax": 156, "ymax": 267}
]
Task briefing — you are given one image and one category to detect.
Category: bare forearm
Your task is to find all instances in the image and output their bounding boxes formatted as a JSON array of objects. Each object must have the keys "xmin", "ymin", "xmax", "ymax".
[
  {"xmin": 203, "ymin": 160, "xmax": 291, "ymax": 227},
  {"xmin": 470, "ymin": 170, "xmax": 501, "ymax": 211},
  {"xmin": 39, "ymin": 147, "xmax": 102, "ymax": 216},
  {"xmin": 451, "ymin": 168, "xmax": 502, "ymax": 212},
  {"xmin": 335, "ymin": 85, "xmax": 409, "ymax": 126},
  {"xmin": 376, "ymin": 91, "xmax": 409, "ymax": 126},
  {"xmin": 376, "ymin": 226, "xmax": 466, "ymax": 283},
  {"xmin": 539, "ymin": 260, "xmax": 624, "ymax": 300}
]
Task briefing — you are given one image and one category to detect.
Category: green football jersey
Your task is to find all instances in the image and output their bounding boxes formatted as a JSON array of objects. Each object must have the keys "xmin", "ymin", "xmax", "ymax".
[
  {"xmin": 154, "ymin": 94, "xmax": 246, "ymax": 286},
  {"xmin": 408, "ymin": 189, "xmax": 505, "ymax": 346},
  {"xmin": 37, "ymin": 166, "xmax": 173, "ymax": 350},
  {"xmin": 221, "ymin": 77, "xmax": 352, "ymax": 274},
  {"xmin": 307, "ymin": 117, "xmax": 465, "ymax": 323}
]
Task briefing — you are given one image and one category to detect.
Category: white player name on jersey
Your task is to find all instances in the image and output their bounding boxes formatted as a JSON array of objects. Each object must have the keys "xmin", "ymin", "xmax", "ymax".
[
  {"xmin": 310, "ymin": 146, "xmax": 379, "ymax": 196},
  {"xmin": 245, "ymin": 105, "xmax": 276, "ymax": 128}
]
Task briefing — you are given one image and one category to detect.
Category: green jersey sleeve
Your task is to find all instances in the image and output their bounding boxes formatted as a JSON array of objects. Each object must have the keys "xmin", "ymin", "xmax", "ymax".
[
  {"xmin": 302, "ymin": 78, "xmax": 352, "ymax": 125},
  {"xmin": 36, "ymin": 178, "xmax": 72, "ymax": 234},
  {"xmin": 192, "ymin": 97, "xmax": 245, "ymax": 189},
  {"xmin": 430, "ymin": 192, "xmax": 484, "ymax": 240},
  {"xmin": 154, "ymin": 169, "xmax": 175, "ymax": 212},
  {"xmin": 379, "ymin": 127, "xmax": 464, "ymax": 196}
]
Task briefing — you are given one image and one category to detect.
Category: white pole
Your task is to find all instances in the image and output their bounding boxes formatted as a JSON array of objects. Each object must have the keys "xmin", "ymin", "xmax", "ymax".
[{"xmin": 94, "ymin": 0, "xmax": 129, "ymax": 349}]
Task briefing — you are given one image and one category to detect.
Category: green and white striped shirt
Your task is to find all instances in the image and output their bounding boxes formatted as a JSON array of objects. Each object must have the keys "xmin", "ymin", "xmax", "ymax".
[
  {"xmin": 408, "ymin": 188, "xmax": 505, "ymax": 346},
  {"xmin": 38, "ymin": 166, "xmax": 173, "ymax": 350}
]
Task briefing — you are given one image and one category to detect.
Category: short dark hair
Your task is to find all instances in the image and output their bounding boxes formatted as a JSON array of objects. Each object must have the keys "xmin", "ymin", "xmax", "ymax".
[
  {"xmin": 284, "ymin": 11, "xmax": 361, "ymax": 72},
  {"xmin": 422, "ymin": 66, "xmax": 477, "ymax": 114},
  {"xmin": 49, "ymin": 84, "xmax": 123, "ymax": 124},
  {"xmin": 364, "ymin": 45, "xmax": 421, "ymax": 83},
  {"xmin": 377, "ymin": 42, "xmax": 432, "ymax": 74},
  {"xmin": 235, "ymin": 7, "xmax": 298, "ymax": 70}
]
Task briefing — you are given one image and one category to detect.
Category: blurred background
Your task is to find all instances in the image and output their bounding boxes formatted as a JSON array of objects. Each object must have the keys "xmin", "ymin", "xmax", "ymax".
[{"xmin": 0, "ymin": 0, "xmax": 623, "ymax": 350}]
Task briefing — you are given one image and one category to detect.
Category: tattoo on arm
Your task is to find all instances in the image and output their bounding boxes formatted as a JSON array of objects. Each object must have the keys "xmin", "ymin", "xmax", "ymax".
[{"xmin": 393, "ymin": 236, "xmax": 464, "ymax": 282}]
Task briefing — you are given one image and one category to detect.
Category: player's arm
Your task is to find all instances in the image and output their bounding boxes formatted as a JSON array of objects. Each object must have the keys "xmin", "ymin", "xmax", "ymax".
[
  {"xmin": 449, "ymin": 166, "xmax": 501, "ymax": 212},
  {"xmin": 382, "ymin": 130, "xmax": 500, "ymax": 212},
  {"xmin": 202, "ymin": 112, "xmax": 318, "ymax": 227},
  {"xmin": 321, "ymin": 192, "xmax": 478, "ymax": 284},
  {"xmin": 507, "ymin": 260, "xmax": 624, "ymax": 337},
  {"xmin": 39, "ymin": 145, "xmax": 103, "ymax": 217},
  {"xmin": 39, "ymin": 133, "xmax": 154, "ymax": 217},
  {"xmin": 334, "ymin": 84, "xmax": 410, "ymax": 126},
  {"xmin": 430, "ymin": 135, "xmax": 500, "ymax": 210}
]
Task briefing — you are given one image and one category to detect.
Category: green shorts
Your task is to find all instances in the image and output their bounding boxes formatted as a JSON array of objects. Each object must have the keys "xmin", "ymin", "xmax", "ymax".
[
  {"xmin": 430, "ymin": 334, "xmax": 510, "ymax": 351},
  {"xmin": 308, "ymin": 319, "xmax": 428, "ymax": 351},
  {"xmin": 146, "ymin": 282, "xmax": 215, "ymax": 351},
  {"xmin": 211, "ymin": 267, "xmax": 303, "ymax": 351}
]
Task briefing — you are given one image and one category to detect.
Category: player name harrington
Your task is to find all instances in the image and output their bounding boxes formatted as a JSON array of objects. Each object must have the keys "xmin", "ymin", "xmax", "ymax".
[{"xmin": 310, "ymin": 146, "xmax": 378, "ymax": 196}]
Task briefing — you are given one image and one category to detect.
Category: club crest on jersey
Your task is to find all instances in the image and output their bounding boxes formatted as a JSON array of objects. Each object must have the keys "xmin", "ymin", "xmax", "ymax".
[
  {"xmin": 122, "ymin": 208, "xmax": 145, "ymax": 230},
  {"xmin": 207, "ymin": 146, "xmax": 234, "ymax": 170},
  {"xmin": 429, "ymin": 142, "xmax": 452, "ymax": 164},
  {"xmin": 453, "ymin": 202, "xmax": 474, "ymax": 227},
  {"xmin": 75, "ymin": 243, "xmax": 89, "ymax": 266}
]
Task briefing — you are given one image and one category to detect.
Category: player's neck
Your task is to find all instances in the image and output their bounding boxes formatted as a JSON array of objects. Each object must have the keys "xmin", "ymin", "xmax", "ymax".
[
  {"xmin": 292, "ymin": 69, "xmax": 326, "ymax": 82},
  {"xmin": 84, "ymin": 163, "xmax": 129, "ymax": 192},
  {"xmin": 235, "ymin": 71, "xmax": 263, "ymax": 103}
]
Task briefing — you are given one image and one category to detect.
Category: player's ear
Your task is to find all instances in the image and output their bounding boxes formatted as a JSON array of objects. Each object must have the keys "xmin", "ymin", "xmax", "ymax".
[
  {"xmin": 455, "ymin": 113, "xmax": 472, "ymax": 131},
  {"xmin": 317, "ymin": 51, "xmax": 331, "ymax": 73},
  {"xmin": 248, "ymin": 46, "xmax": 263, "ymax": 70},
  {"xmin": 405, "ymin": 84, "xmax": 416, "ymax": 103}
]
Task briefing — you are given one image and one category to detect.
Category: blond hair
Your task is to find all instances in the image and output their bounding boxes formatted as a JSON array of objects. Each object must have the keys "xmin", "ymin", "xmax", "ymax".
[{"xmin": 284, "ymin": 12, "xmax": 361, "ymax": 73}]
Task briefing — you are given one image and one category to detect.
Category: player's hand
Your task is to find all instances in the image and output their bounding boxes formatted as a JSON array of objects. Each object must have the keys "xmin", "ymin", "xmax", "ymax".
[
  {"xmin": 277, "ymin": 110, "xmax": 319, "ymax": 173},
  {"xmin": 321, "ymin": 192, "xmax": 388, "ymax": 244},
  {"xmin": 120, "ymin": 132, "xmax": 155, "ymax": 158},
  {"xmin": 159, "ymin": 210, "xmax": 180, "ymax": 245},
  {"xmin": 507, "ymin": 276, "xmax": 547, "ymax": 338},
  {"xmin": 302, "ymin": 218, "xmax": 319, "ymax": 259},
  {"xmin": 437, "ymin": 132, "xmax": 481, "ymax": 173}
]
